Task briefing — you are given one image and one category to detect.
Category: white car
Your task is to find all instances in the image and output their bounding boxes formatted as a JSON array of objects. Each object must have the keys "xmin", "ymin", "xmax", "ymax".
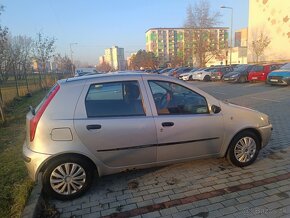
[
  {"xmin": 191, "ymin": 68, "xmax": 215, "ymax": 81},
  {"xmin": 179, "ymin": 68, "xmax": 198, "ymax": 81}
]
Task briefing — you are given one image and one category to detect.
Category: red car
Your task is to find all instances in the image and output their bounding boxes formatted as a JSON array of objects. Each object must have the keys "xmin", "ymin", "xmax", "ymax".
[{"xmin": 248, "ymin": 64, "xmax": 281, "ymax": 82}]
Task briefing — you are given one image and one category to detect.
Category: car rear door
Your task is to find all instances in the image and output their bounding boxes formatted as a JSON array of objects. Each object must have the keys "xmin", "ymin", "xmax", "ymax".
[
  {"xmin": 74, "ymin": 76, "xmax": 157, "ymax": 168},
  {"xmin": 144, "ymin": 78, "xmax": 224, "ymax": 162}
]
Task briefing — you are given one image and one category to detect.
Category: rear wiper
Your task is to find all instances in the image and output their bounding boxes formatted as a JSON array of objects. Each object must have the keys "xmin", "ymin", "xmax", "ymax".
[{"xmin": 29, "ymin": 106, "xmax": 36, "ymax": 116}]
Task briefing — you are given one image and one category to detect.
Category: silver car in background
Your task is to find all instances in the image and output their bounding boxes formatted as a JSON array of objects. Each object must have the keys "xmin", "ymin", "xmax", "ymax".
[{"xmin": 23, "ymin": 73, "xmax": 272, "ymax": 200}]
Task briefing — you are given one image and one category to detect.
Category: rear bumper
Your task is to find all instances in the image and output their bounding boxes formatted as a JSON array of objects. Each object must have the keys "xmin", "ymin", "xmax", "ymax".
[
  {"xmin": 211, "ymin": 75, "xmax": 222, "ymax": 80},
  {"xmin": 23, "ymin": 141, "xmax": 51, "ymax": 181},
  {"xmin": 258, "ymin": 124, "xmax": 273, "ymax": 148}
]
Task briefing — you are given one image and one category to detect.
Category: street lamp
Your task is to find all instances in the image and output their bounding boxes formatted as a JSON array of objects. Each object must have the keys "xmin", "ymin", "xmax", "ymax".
[
  {"xmin": 70, "ymin": 43, "xmax": 78, "ymax": 76},
  {"xmin": 221, "ymin": 5, "xmax": 233, "ymax": 65}
]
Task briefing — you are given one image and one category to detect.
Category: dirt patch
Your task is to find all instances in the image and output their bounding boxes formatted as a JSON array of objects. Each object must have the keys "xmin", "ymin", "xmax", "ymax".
[
  {"xmin": 128, "ymin": 180, "xmax": 139, "ymax": 190},
  {"xmin": 166, "ymin": 177, "xmax": 178, "ymax": 185}
]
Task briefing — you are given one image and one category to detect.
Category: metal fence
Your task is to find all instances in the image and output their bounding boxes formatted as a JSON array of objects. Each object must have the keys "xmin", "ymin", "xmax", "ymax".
[{"xmin": 0, "ymin": 73, "xmax": 70, "ymax": 106}]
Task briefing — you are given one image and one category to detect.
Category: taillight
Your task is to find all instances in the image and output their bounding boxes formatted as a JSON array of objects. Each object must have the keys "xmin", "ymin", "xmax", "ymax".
[
  {"xmin": 217, "ymin": 72, "xmax": 222, "ymax": 76},
  {"xmin": 30, "ymin": 85, "xmax": 60, "ymax": 142}
]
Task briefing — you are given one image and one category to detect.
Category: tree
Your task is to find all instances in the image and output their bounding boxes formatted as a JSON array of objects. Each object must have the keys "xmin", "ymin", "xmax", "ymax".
[
  {"xmin": 250, "ymin": 31, "xmax": 271, "ymax": 63},
  {"xmin": 129, "ymin": 50, "xmax": 159, "ymax": 70},
  {"xmin": 96, "ymin": 61, "xmax": 113, "ymax": 72},
  {"xmin": 53, "ymin": 53, "xmax": 73, "ymax": 74},
  {"xmin": 33, "ymin": 32, "xmax": 55, "ymax": 74},
  {"xmin": 184, "ymin": 0, "xmax": 224, "ymax": 67},
  {"xmin": 0, "ymin": 4, "xmax": 8, "ymax": 122},
  {"xmin": 0, "ymin": 5, "xmax": 9, "ymax": 83}
]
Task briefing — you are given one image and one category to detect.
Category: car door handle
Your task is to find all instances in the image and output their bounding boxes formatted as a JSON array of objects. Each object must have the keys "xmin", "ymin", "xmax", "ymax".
[
  {"xmin": 86, "ymin": 124, "xmax": 102, "ymax": 130},
  {"xmin": 162, "ymin": 122, "xmax": 174, "ymax": 127}
]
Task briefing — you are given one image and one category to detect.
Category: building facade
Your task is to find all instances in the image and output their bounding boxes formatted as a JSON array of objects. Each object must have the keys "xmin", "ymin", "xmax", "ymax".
[
  {"xmin": 235, "ymin": 28, "xmax": 248, "ymax": 47},
  {"xmin": 145, "ymin": 27, "xmax": 229, "ymax": 67},
  {"xmin": 248, "ymin": 0, "xmax": 290, "ymax": 63},
  {"xmin": 100, "ymin": 46, "xmax": 126, "ymax": 70}
]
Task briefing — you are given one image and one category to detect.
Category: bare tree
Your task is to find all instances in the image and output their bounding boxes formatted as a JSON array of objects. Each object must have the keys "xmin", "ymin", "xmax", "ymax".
[
  {"xmin": 0, "ymin": 5, "xmax": 9, "ymax": 83},
  {"xmin": 96, "ymin": 61, "xmax": 114, "ymax": 72},
  {"xmin": 33, "ymin": 32, "xmax": 55, "ymax": 88},
  {"xmin": 53, "ymin": 53, "xmax": 73, "ymax": 74},
  {"xmin": 184, "ymin": 0, "xmax": 224, "ymax": 67},
  {"xmin": 250, "ymin": 31, "xmax": 271, "ymax": 63},
  {"xmin": 0, "ymin": 4, "xmax": 8, "ymax": 122},
  {"xmin": 33, "ymin": 33, "xmax": 55, "ymax": 73}
]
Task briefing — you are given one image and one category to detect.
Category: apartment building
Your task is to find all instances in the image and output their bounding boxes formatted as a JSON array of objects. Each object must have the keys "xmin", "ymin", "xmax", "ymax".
[
  {"xmin": 99, "ymin": 46, "xmax": 126, "ymax": 70},
  {"xmin": 248, "ymin": 0, "xmax": 290, "ymax": 63},
  {"xmin": 145, "ymin": 27, "xmax": 229, "ymax": 66}
]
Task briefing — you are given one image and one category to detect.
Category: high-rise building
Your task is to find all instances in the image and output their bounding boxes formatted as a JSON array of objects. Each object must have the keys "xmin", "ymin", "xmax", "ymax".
[
  {"xmin": 248, "ymin": 0, "xmax": 290, "ymax": 63},
  {"xmin": 102, "ymin": 46, "xmax": 126, "ymax": 70},
  {"xmin": 145, "ymin": 27, "xmax": 229, "ymax": 66}
]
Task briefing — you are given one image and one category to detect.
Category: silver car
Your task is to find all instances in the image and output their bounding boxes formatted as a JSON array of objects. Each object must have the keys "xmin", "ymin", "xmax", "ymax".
[{"xmin": 23, "ymin": 73, "xmax": 272, "ymax": 200}]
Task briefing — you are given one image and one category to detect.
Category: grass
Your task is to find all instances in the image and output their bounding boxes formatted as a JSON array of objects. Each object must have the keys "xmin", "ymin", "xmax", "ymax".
[{"xmin": 0, "ymin": 90, "xmax": 47, "ymax": 218}]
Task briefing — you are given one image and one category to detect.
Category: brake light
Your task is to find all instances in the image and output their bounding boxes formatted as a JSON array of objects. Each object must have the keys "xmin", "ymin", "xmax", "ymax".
[
  {"xmin": 217, "ymin": 72, "xmax": 222, "ymax": 76},
  {"xmin": 30, "ymin": 85, "xmax": 60, "ymax": 142}
]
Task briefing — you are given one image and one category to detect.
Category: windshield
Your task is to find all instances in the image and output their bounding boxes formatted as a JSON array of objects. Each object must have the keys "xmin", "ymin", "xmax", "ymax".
[
  {"xmin": 235, "ymin": 65, "xmax": 248, "ymax": 71},
  {"xmin": 281, "ymin": 63, "xmax": 290, "ymax": 70},
  {"xmin": 204, "ymin": 68, "xmax": 214, "ymax": 72}
]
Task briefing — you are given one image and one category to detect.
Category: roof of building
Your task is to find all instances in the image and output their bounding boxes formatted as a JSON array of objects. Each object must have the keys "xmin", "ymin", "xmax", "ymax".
[{"xmin": 145, "ymin": 27, "xmax": 229, "ymax": 33}]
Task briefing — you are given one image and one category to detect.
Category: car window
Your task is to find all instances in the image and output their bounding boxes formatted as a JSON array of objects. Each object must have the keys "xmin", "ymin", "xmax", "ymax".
[
  {"xmin": 251, "ymin": 66, "xmax": 263, "ymax": 71},
  {"xmin": 148, "ymin": 80, "xmax": 209, "ymax": 115},
  {"xmin": 281, "ymin": 63, "xmax": 290, "ymax": 70},
  {"xmin": 85, "ymin": 81, "xmax": 145, "ymax": 117}
]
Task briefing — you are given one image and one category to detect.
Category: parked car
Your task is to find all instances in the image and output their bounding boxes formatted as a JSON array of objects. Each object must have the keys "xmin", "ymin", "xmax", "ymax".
[
  {"xmin": 267, "ymin": 63, "xmax": 290, "ymax": 85},
  {"xmin": 223, "ymin": 64, "xmax": 254, "ymax": 83},
  {"xmin": 248, "ymin": 64, "xmax": 281, "ymax": 82},
  {"xmin": 168, "ymin": 67, "xmax": 192, "ymax": 78},
  {"xmin": 74, "ymin": 68, "xmax": 100, "ymax": 77},
  {"xmin": 179, "ymin": 68, "xmax": 198, "ymax": 81},
  {"xmin": 159, "ymin": 68, "xmax": 173, "ymax": 74},
  {"xmin": 191, "ymin": 67, "xmax": 216, "ymax": 81},
  {"xmin": 210, "ymin": 66, "xmax": 234, "ymax": 81},
  {"xmin": 23, "ymin": 73, "xmax": 272, "ymax": 200}
]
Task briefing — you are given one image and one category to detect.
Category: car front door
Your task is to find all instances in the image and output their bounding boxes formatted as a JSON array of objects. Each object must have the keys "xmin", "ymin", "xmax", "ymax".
[
  {"xmin": 74, "ymin": 78, "xmax": 157, "ymax": 168},
  {"xmin": 145, "ymin": 79, "xmax": 224, "ymax": 162}
]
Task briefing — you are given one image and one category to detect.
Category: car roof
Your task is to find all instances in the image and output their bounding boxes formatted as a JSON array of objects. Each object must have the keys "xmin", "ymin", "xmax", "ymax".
[{"xmin": 64, "ymin": 71, "xmax": 182, "ymax": 84}]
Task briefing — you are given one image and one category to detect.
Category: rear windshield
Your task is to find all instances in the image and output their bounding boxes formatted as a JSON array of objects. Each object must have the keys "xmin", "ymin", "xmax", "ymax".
[
  {"xmin": 251, "ymin": 66, "xmax": 264, "ymax": 71},
  {"xmin": 35, "ymin": 83, "xmax": 59, "ymax": 112}
]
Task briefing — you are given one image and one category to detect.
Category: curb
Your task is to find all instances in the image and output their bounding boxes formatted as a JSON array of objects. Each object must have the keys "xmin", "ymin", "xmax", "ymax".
[{"xmin": 21, "ymin": 173, "xmax": 43, "ymax": 218}]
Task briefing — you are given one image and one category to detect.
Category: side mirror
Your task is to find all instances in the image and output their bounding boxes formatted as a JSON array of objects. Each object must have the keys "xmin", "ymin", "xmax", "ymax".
[{"xmin": 211, "ymin": 105, "xmax": 221, "ymax": 114}]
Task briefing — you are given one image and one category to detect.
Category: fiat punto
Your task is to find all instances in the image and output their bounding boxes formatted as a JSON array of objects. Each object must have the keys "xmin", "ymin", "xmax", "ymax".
[{"xmin": 23, "ymin": 73, "xmax": 272, "ymax": 199}]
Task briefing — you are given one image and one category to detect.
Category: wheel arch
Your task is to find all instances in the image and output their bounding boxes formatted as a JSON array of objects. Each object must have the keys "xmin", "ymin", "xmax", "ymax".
[
  {"xmin": 39, "ymin": 153, "xmax": 99, "ymax": 178},
  {"xmin": 224, "ymin": 128, "xmax": 262, "ymax": 157}
]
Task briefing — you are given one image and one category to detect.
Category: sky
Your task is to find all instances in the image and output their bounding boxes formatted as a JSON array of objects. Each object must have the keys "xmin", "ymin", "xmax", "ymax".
[{"xmin": 0, "ymin": 0, "xmax": 248, "ymax": 65}]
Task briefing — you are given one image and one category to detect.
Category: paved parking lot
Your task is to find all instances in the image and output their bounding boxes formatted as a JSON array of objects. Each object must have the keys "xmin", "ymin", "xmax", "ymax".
[{"xmin": 47, "ymin": 81, "xmax": 290, "ymax": 218}]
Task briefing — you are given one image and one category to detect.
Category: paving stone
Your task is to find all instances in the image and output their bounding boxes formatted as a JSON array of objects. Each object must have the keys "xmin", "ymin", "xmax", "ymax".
[
  {"xmin": 82, "ymin": 211, "xmax": 101, "ymax": 218},
  {"xmin": 218, "ymin": 206, "xmax": 238, "ymax": 216},
  {"xmin": 141, "ymin": 211, "xmax": 161, "ymax": 218},
  {"xmin": 221, "ymin": 199, "xmax": 239, "ymax": 207},
  {"xmin": 206, "ymin": 203, "xmax": 224, "ymax": 211},
  {"xmin": 159, "ymin": 207, "xmax": 178, "ymax": 216},
  {"xmin": 176, "ymin": 202, "xmax": 194, "ymax": 211},
  {"xmin": 172, "ymin": 210, "xmax": 192, "ymax": 218}
]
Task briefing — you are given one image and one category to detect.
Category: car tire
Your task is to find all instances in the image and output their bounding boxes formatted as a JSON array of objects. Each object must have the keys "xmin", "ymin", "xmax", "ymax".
[
  {"xmin": 203, "ymin": 75, "xmax": 210, "ymax": 81},
  {"xmin": 239, "ymin": 76, "xmax": 247, "ymax": 83},
  {"xmin": 43, "ymin": 156, "xmax": 94, "ymax": 200},
  {"xmin": 189, "ymin": 75, "xmax": 193, "ymax": 81},
  {"xmin": 226, "ymin": 131, "xmax": 260, "ymax": 167}
]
